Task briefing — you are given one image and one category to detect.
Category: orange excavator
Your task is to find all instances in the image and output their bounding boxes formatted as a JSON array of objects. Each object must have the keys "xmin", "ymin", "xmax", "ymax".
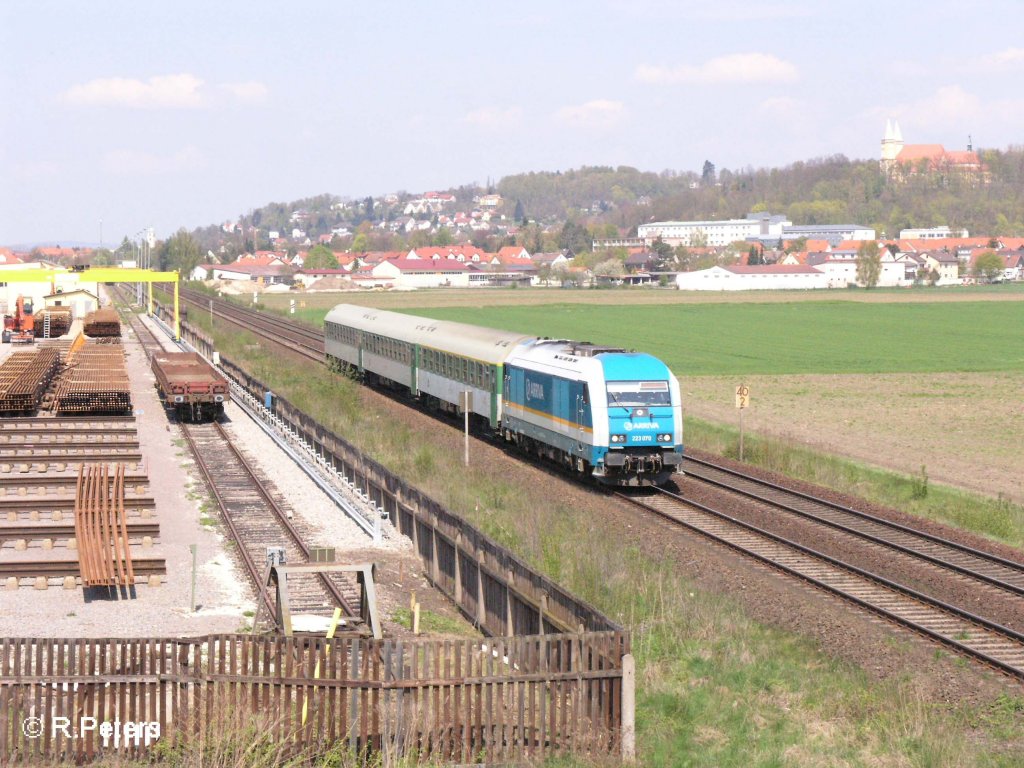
[{"xmin": 2, "ymin": 295, "xmax": 35, "ymax": 344}]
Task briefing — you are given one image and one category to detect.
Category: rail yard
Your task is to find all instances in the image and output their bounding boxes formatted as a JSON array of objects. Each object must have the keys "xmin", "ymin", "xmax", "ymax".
[
  {"xmin": 0, "ymin": 279, "xmax": 1021, "ymax": 764},
  {"xmin": 174, "ymin": 289, "xmax": 1024, "ymax": 685}
]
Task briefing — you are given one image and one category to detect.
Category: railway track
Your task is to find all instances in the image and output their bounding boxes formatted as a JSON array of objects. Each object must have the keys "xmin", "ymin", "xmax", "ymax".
[
  {"xmin": 179, "ymin": 288, "xmax": 324, "ymax": 361},
  {"xmin": 180, "ymin": 421, "xmax": 358, "ymax": 623},
  {"xmin": 619, "ymin": 487, "xmax": 1024, "ymax": 680},
  {"xmin": 120, "ymin": 297, "xmax": 361, "ymax": 623},
  {"xmin": 681, "ymin": 456, "xmax": 1024, "ymax": 597}
]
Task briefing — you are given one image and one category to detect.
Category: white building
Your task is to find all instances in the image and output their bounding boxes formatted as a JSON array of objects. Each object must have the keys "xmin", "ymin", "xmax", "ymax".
[
  {"xmin": 1, "ymin": 264, "xmax": 99, "ymax": 315},
  {"xmin": 640, "ymin": 213, "xmax": 791, "ymax": 247},
  {"xmin": 778, "ymin": 224, "xmax": 877, "ymax": 246},
  {"xmin": 371, "ymin": 259, "xmax": 471, "ymax": 289},
  {"xmin": 899, "ymin": 226, "xmax": 969, "ymax": 239},
  {"xmin": 816, "ymin": 259, "xmax": 907, "ymax": 288},
  {"xmin": 676, "ymin": 265, "xmax": 827, "ymax": 291}
]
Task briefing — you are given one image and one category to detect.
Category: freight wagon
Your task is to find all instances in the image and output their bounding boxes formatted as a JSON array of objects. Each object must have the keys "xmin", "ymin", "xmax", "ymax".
[{"xmin": 151, "ymin": 352, "xmax": 229, "ymax": 421}]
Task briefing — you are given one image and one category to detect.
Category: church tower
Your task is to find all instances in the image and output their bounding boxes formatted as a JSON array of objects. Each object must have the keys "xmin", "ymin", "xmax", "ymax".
[{"xmin": 880, "ymin": 119, "xmax": 904, "ymax": 167}]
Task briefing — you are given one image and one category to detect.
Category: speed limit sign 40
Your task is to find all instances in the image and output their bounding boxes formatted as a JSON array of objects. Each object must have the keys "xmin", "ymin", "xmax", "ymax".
[{"xmin": 735, "ymin": 385, "xmax": 750, "ymax": 409}]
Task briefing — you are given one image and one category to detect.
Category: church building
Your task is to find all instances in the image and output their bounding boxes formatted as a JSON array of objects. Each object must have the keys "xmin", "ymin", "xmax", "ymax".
[{"xmin": 880, "ymin": 119, "xmax": 983, "ymax": 182}]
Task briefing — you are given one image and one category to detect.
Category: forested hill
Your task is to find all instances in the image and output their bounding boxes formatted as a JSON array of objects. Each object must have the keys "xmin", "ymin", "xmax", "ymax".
[{"xmin": 498, "ymin": 150, "xmax": 1024, "ymax": 237}]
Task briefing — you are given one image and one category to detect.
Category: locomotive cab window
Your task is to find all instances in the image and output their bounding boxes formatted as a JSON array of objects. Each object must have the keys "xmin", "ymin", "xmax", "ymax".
[{"xmin": 606, "ymin": 380, "xmax": 671, "ymax": 407}]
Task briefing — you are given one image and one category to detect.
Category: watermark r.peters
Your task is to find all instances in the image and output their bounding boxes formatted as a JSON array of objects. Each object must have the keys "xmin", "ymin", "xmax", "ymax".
[{"xmin": 22, "ymin": 716, "xmax": 160, "ymax": 747}]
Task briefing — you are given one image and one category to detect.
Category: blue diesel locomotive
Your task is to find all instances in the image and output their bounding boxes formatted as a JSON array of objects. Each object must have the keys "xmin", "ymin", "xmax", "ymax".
[{"xmin": 323, "ymin": 304, "xmax": 683, "ymax": 486}]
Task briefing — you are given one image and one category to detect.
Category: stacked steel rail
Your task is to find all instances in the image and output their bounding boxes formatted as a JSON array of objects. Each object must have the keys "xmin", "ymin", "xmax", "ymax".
[
  {"xmin": 34, "ymin": 306, "xmax": 72, "ymax": 339},
  {"xmin": 54, "ymin": 342, "xmax": 132, "ymax": 414},
  {"xmin": 0, "ymin": 349, "xmax": 60, "ymax": 413},
  {"xmin": 73, "ymin": 463, "xmax": 135, "ymax": 587},
  {"xmin": 181, "ymin": 421, "xmax": 359, "ymax": 623},
  {"xmin": 618, "ymin": 486, "xmax": 1024, "ymax": 680},
  {"xmin": 0, "ymin": 416, "xmax": 165, "ymax": 586},
  {"xmin": 82, "ymin": 307, "xmax": 121, "ymax": 337}
]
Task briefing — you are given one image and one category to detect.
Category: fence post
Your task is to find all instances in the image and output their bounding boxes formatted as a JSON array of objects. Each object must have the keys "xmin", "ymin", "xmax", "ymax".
[
  {"xmin": 476, "ymin": 552, "xmax": 487, "ymax": 628},
  {"xmin": 621, "ymin": 653, "xmax": 636, "ymax": 763},
  {"xmin": 453, "ymin": 533, "xmax": 463, "ymax": 606}
]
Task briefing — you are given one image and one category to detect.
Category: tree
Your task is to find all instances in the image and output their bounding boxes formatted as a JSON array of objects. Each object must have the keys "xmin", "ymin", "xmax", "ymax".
[
  {"xmin": 652, "ymin": 237, "xmax": 673, "ymax": 259},
  {"xmin": 165, "ymin": 229, "xmax": 201, "ymax": 276},
  {"xmin": 303, "ymin": 244, "xmax": 339, "ymax": 270},
  {"xmin": 351, "ymin": 233, "xmax": 369, "ymax": 253},
  {"xmin": 513, "ymin": 199, "xmax": 525, "ymax": 223},
  {"xmin": 747, "ymin": 245, "xmax": 763, "ymax": 265},
  {"xmin": 91, "ymin": 248, "xmax": 116, "ymax": 266},
  {"xmin": 855, "ymin": 241, "xmax": 882, "ymax": 288},
  {"xmin": 537, "ymin": 263, "xmax": 553, "ymax": 286},
  {"xmin": 972, "ymin": 251, "xmax": 1004, "ymax": 282},
  {"xmin": 701, "ymin": 160, "xmax": 715, "ymax": 186},
  {"xmin": 558, "ymin": 220, "xmax": 592, "ymax": 254},
  {"xmin": 433, "ymin": 227, "xmax": 453, "ymax": 246}
]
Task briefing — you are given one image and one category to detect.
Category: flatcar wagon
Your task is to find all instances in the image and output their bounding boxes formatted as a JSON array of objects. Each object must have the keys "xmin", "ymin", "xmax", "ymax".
[
  {"xmin": 323, "ymin": 304, "xmax": 683, "ymax": 486},
  {"xmin": 151, "ymin": 351, "xmax": 229, "ymax": 421}
]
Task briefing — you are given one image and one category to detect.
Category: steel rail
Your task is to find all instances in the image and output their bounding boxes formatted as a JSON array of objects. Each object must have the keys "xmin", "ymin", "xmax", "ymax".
[
  {"xmin": 0, "ymin": 473, "xmax": 148, "ymax": 488},
  {"xmin": 0, "ymin": 522, "xmax": 159, "ymax": 541},
  {"xmin": 211, "ymin": 421, "xmax": 357, "ymax": 616},
  {"xmin": 617, "ymin": 488, "xmax": 1024, "ymax": 681},
  {"xmin": 177, "ymin": 289, "xmax": 323, "ymax": 361},
  {"xmin": 180, "ymin": 421, "xmax": 356, "ymax": 619},
  {"xmin": 681, "ymin": 456, "xmax": 1024, "ymax": 596},
  {"xmin": 0, "ymin": 559, "xmax": 165, "ymax": 578},
  {"xmin": 0, "ymin": 450, "xmax": 143, "ymax": 462},
  {"xmin": 0, "ymin": 416, "xmax": 136, "ymax": 426}
]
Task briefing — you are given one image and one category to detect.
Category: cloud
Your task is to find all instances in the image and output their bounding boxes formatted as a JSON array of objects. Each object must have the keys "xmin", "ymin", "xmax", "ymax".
[
  {"xmin": 554, "ymin": 99, "xmax": 625, "ymax": 127},
  {"xmin": 974, "ymin": 47, "xmax": 1024, "ymax": 71},
  {"xmin": 608, "ymin": 0, "xmax": 809, "ymax": 21},
  {"xmin": 758, "ymin": 96, "xmax": 800, "ymax": 116},
  {"xmin": 103, "ymin": 146, "xmax": 207, "ymax": 175},
  {"xmin": 464, "ymin": 106, "xmax": 523, "ymax": 127},
  {"xmin": 62, "ymin": 74, "xmax": 270, "ymax": 109},
  {"xmin": 13, "ymin": 160, "xmax": 60, "ymax": 180},
  {"xmin": 635, "ymin": 53, "xmax": 798, "ymax": 85},
  {"xmin": 63, "ymin": 74, "xmax": 206, "ymax": 109},
  {"xmin": 868, "ymin": 86, "xmax": 1024, "ymax": 140},
  {"xmin": 220, "ymin": 81, "xmax": 269, "ymax": 104}
]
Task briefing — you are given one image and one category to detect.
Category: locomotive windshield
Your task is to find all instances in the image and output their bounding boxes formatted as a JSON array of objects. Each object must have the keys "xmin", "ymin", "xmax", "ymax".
[{"xmin": 606, "ymin": 380, "xmax": 671, "ymax": 407}]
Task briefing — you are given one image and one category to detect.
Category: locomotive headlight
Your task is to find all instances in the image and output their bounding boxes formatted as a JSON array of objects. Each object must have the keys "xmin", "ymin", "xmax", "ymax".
[
  {"xmin": 658, "ymin": 433, "xmax": 672, "ymax": 442},
  {"xmin": 611, "ymin": 434, "xmax": 626, "ymax": 444}
]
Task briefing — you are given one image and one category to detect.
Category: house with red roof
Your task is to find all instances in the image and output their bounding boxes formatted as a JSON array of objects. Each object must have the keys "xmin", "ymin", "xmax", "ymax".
[
  {"xmin": 408, "ymin": 245, "xmax": 488, "ymax": 263},
  {"xmin": 495, "ymin": 246, "xmax": 530, "ymax": 262}
]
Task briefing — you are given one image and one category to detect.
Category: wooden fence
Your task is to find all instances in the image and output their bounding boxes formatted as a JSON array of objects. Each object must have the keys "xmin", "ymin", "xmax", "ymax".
[{"xmin": 0, "ymin": 633, "xmax": 630, "ymax": 764}]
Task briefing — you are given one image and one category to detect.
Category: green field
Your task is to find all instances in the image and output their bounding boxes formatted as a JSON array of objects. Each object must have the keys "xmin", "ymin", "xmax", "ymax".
[{"xmin": 388, "ymin": 301, "xmax": 1024, "ymax": 376}]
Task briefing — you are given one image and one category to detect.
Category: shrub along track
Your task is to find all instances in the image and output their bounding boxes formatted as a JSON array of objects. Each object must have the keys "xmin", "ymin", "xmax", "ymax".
[{"xmin": 175, "ymin": 290, "xmax": 1024, "ymax": 700}]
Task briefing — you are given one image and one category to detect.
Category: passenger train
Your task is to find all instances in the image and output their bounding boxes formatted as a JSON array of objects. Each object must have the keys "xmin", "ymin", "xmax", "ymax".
[{"xmin": 323, "ymin": 305, "xmax": 683, "ymax": 486}]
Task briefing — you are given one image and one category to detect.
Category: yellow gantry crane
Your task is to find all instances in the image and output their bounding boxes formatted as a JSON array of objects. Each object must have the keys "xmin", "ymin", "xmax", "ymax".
[{"xmin": 0, "ymin": 267, "xmax": 182, "ymax": 339}]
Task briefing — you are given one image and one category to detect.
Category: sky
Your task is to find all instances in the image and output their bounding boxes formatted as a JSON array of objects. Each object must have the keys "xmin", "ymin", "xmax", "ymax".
[{"xmin": 2, "ymin": 0, "xmax": 1023, "ymax": 245}]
